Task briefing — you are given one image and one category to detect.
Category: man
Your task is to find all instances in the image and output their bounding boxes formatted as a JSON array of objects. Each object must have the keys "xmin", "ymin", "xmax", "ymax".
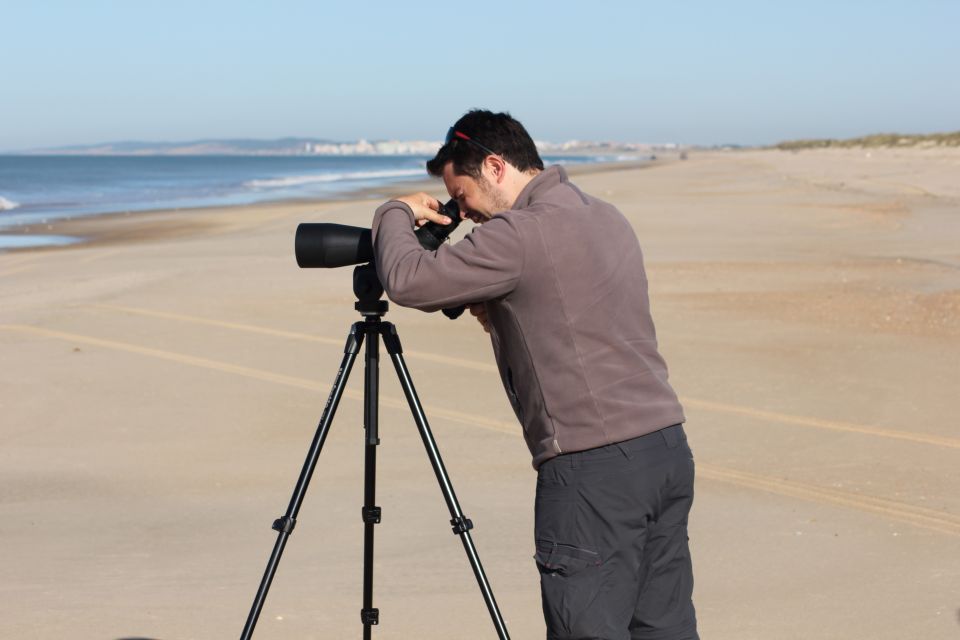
[{"xmin": 371, "ymin": 110, "xmax": 698, "ymax": 640}]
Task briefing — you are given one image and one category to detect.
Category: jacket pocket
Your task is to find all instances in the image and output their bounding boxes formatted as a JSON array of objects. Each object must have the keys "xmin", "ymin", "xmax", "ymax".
[{"xmin": 505, "ymin": 367, "xmax": 525, "ymax": 424}]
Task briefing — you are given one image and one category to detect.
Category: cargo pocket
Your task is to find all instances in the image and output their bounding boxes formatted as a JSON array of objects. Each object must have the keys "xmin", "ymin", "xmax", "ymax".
[{"xmin": 534, "ymin": 540, "xmax": 602, "ymax": 638}]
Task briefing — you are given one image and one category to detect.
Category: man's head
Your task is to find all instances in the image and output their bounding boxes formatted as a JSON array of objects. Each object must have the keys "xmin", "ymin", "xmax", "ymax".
[{"xmin": 427, "ymin": 110, "xmax": 544, "ymax": 224}]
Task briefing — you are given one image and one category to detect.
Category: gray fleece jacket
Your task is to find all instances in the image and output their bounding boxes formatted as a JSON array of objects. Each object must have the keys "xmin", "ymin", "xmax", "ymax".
[{"xmin": 372, "ymin": 165, "xmax": 684, "ymax": 468}]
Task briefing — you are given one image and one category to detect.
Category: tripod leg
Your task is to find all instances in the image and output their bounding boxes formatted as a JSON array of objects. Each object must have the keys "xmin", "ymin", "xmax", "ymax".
[
  {"xmin": 240, "ymin": 323, "xmax": 364, "ymax": 640},
  {"xmin": 381, "ymin": 323, "xmax": 511, "ymax": 640}
]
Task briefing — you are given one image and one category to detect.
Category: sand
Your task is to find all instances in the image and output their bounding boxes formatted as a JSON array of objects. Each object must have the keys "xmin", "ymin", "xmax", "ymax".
[{"xmin": 1, "ymin": 148, "xmax": 958, "ymax": 639}]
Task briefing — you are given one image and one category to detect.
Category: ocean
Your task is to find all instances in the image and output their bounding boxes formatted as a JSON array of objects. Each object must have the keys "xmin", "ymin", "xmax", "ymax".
[{"xmin": 0, "ymin": 154, "xmax": 613, "ymax": 250}]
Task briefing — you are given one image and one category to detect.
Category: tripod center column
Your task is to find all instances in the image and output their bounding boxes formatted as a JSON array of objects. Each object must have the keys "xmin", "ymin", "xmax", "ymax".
[{"xmin": 361, "ymin": 316, "xmax": 382, "ymax": 635}]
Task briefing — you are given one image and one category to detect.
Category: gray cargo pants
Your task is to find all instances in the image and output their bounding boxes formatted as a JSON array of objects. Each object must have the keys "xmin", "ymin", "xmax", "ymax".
[{"xmin": 534, "ymin": 424, "xmax": 698, "ymax": 640}]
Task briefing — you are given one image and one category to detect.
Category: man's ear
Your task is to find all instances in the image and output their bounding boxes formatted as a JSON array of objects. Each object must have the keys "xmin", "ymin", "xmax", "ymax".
[{"xmin": 485, "ymin": 155, "xmax": 507, "ymax": 184}]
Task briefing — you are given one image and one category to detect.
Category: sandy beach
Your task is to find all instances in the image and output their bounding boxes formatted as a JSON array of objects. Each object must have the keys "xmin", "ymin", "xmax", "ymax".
[{"xmin": 1, "ymin": 148, "xmax": 958, "ymax": 639}]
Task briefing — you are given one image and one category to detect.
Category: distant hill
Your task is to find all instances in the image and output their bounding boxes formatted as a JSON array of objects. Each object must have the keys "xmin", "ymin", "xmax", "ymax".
[
  {"xmin": 775, "ymin": 131, "xmax": 960, "ymax": 150},
  {"xmin": 13, "ymin": 137, "xmax": 689, "ymax": 156}
]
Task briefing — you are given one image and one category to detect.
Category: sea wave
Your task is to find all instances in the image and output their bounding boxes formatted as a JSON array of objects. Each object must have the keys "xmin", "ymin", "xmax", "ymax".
[
  {"xmin": 0, "ymin": 196, "xmax": 20, "ymax": 211},
  {"xmin": 245, "ymin": 168, "xmax": 425, "ymax": 189}
]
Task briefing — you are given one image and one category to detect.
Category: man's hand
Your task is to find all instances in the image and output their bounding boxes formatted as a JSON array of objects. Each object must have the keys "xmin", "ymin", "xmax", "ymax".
[
  {"xmin": 393, "ymin": 193, "xmax": 453, "ymax": 227},
  {"xmin": 469, "ymin": 303, "xmax": 490, "ymax": 333}
]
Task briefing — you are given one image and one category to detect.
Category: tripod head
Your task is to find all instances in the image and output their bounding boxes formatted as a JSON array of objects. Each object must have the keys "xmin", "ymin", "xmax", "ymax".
[{"xmin": 353, "ymin": 263, "xmax": 388, "ymax": 316}]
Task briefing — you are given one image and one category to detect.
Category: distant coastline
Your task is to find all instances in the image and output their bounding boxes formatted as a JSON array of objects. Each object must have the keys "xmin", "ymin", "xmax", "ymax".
[
  {"xmin": 8, "ymin": 137, "xmax": 690, "ymax": 157},
  {"xmin": 9, "ymin": 129, "xmax": 960, "ymax": 156}
]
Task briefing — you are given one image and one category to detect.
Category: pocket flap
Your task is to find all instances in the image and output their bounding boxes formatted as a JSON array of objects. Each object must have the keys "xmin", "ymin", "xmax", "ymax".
[{"xmin": 534, "ymin": 540, "xmax": 601, "ymax": 576}]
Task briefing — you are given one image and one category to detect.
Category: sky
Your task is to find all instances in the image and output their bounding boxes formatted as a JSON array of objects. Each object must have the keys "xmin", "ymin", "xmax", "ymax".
[{"xmin": 1, "ymin": 0, "xmax": 958, "ymax": 151}]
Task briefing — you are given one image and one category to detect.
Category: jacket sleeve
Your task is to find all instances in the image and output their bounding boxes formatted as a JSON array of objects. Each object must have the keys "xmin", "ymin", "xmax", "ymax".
[{"xmin": 371, "ymin": 200, "xmax": 524, "ymax": 312}]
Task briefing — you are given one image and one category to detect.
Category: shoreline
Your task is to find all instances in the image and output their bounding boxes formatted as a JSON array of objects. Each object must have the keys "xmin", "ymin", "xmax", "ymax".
[{"xmin": 0, "ymin": 158, "xmax": 664, "ymax": 254}]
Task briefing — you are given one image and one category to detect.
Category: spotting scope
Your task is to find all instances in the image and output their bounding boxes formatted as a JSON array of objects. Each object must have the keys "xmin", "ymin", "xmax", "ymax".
[{"xmin": 295, "ymin": 199, "xmax": 461, "ymax": 268}]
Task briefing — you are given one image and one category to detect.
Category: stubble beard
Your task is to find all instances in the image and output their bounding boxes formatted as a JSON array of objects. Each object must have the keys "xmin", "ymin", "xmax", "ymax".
[{"xmin": 478, "ymin": 176, "xmax": 514, "ymax": 219}]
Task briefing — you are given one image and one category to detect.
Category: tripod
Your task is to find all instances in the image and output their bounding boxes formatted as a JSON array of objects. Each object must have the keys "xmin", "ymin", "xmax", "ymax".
[{"xmin": 240, "ymin": 264, "xmax": 510, "ymax": 640}]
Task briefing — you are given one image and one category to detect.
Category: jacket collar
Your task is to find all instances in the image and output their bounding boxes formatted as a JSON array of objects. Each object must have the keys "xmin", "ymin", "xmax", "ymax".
[{"xmin": 511, "ymin": 165, "xmax": 567, "ymax": 210}]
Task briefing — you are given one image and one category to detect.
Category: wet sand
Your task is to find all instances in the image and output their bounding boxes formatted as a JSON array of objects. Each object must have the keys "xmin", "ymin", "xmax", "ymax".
[{"xmin": 1, "ymin": 148, "xmax": 958, "ymax": 639}]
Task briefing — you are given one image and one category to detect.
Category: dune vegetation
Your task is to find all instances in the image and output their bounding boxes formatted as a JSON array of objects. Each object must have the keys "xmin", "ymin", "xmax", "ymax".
[{"xmin": 775, "ymin": 131, "xmax": 960, "ymax": 150}]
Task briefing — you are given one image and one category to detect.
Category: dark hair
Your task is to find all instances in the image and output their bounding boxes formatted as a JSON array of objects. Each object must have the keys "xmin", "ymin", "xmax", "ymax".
[{"xmin": 426, "ymin": 109, "xmax": 544, "ymax": 179}]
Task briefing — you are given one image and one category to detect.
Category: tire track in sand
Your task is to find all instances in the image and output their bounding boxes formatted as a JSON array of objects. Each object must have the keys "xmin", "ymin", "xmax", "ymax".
[
  {"xmin": 3, "ymin": 323, "xmax": 958, "ymax": 537},
  {"xmin": 89, "ymin": 304, "xmax": 960, "ymax": 450}
]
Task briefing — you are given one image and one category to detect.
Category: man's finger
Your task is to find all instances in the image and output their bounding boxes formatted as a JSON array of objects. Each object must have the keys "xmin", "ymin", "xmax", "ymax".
[
  {"xmin": 422, "ymin": 193, "xmax": 441, "ymax": 210},
  {"xmin": 422, "ymin": 208, "xmax": 452, "ymax": 225},
  {"xmin": 407, "ymin": 192, "xmax": 439, "ymax": 212}
]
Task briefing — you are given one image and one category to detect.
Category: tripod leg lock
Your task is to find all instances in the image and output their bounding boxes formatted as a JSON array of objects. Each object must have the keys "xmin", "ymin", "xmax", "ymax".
[
  {"xmin": 362, "ymin": 506, "xmax": 382, "ymax": 524},
  {"xmin": 361, "ymin": 607, "xmax": 380, "ymax": 625},
  {"xmin": 381, "ymin": 323, "xmax": 403, "ymax": 355},
  {"xmin": 272, "ymin": 516, "xmax": 297, "ymax": 535},
  {"xmin": 450, "ymin": 516, "xmax": 474, "ymax": 535}
]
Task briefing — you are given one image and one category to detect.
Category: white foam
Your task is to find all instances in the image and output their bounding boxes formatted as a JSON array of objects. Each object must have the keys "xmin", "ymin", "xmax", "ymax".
[
  {"xmin": 245, "ymin": 168, "xmax": 424, "ymax": 189},
  {"xmin": 0, "ymin": 234, "xmax": 81, "ymax": 250},
  {"xmin": 0, "ymin": 196, "xmax": 20, "ymax": 211}
]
